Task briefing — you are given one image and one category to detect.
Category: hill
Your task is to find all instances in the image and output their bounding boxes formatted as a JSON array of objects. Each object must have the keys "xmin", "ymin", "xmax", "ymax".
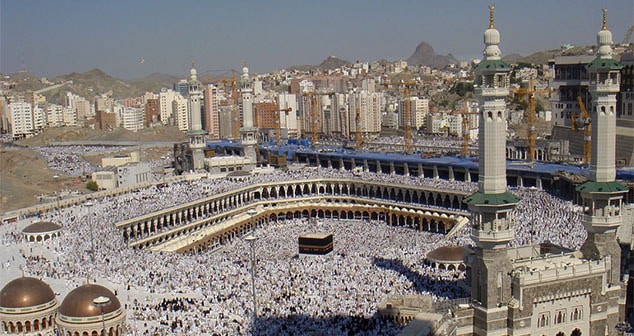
[
  {"xmin": 52, "ymin": 68, "xmax": 142, "ymax": 99},
  {"xmin": 3, "ymin": 71, "xmax": 48, "ymax": 92},
  {"xmin": 318, "ymin": 56, "xmax": 352, "ymax": 71},
  {"xmin": 130, "ymin": 72, "xmax": 180, "ymax": 93},
  {"xmin": 406, "ymin": 41, "xmax": 458, "ymax": 69},
  {"xmin": 14, "ymin": 125, "xmax": 188, "ymax": 147},
  {"xmin": 286, "ymin": 55, "xmax": 352, "ymax": 72},
  {"xmin": 502, "ymin": 49, "xmax": 560, "ymax": 65}
]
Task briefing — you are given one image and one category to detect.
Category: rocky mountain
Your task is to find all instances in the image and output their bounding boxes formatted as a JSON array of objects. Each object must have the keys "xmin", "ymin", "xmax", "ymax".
[
  {"xmin": 406, "ymin": 41, "xmax": 458, "ymax": 69},
  {"xmin": 53, "ymin": 68, "xmax": 141, "ymax": 99},
  {"xmin": 317, "ymin": 56, "xmax": 352, "ymax": 71},
  {"xmin": 286, "ymin": 55, "xmax": 352, "ymax": 72}
]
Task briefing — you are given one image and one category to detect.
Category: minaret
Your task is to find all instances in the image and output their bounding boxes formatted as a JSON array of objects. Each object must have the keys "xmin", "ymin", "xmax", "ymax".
[
  {"xmin": 577, "ymin": 8, "xmax": 628, "ymax": 288},
  {"xmin": 239, "ymin": 62, "xmax": 258, "ymax": 163},
  {"xmin": 464, "ymin": 5, "xmax": 519, "ymax": 334},
  {"xmin": 187, "ymin": 62, "xmax": 208, "ymax": 171}
]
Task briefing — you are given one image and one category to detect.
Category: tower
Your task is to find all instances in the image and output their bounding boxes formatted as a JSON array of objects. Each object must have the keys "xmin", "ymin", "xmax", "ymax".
[
  {"xmin": 577, "ymin": 9, "xmax": 629, "ymax": 328},
  {"xmin": 187, "ymin": 62, "xmax": 208, "ymax": 171},
  {"xmin": 464, "ymin": 6, "xmax": 519, "ymax": 334},
  {"xmin": 239, "ymin": 63, "xmax": 258, "ymax": 163}
]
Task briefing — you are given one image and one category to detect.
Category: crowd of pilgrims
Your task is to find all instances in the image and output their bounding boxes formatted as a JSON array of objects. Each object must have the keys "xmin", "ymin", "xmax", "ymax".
[
  {"xmin": 32, "ymin": 145, "xmax": 123, "ymax": 176},
  {"xmin": 0, "ymin": 165, "xmax": 588, "ymax": 335}
]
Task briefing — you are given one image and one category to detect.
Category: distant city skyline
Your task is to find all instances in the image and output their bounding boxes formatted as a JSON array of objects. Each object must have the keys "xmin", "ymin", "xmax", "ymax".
[{"xmin": 1, "ymin": 0, "xmax": 632, "ymax": 79}]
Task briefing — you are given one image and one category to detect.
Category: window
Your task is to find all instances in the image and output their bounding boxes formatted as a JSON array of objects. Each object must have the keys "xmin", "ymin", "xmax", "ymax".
[
  {"xmin": 538, "ymin": 313, "xmax": 550, "ymax": 327},
  {"xmin": 555, "ymin": 310, "xmax": 566, "ymax": 324},
  {"xmin": 570, "ymin": 307, "xmax": 582, "ymax": 321}
]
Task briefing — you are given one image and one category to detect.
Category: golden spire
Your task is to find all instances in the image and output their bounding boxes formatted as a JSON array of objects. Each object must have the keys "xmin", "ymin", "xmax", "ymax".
[
  {"xmin": 488, "ymin": 4, "xmax": 495, "ymax": 29},
  {"xmin": 601, "ymin": 7, "xmax": 607, "ymax": 30}
]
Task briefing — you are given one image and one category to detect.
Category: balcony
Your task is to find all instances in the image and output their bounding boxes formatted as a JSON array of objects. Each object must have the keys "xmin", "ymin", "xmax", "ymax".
[
  {"xmin": 475, "ymin": 87, "xmax": 509, "ymax": 97},
  {"xmin": 471, "ymin": 228, "xmax": 514, "ymax": 243}
]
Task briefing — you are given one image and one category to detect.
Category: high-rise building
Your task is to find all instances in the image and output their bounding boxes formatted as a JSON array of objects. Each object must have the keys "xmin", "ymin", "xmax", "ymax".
[
  {"xmin": 349, "ymin": 91, "xmax": 383, "ymax": 136},
  {"xmin": 66, "ymin": 92, "xmax": 92, "ymax": 126},
  {"xmin": 159, "ymin": 88, "xmax": 178, "ymax": 125},
  {"xmin": 203, "ymin": 84, "xmax": 220, "ymax": 140},
  {"xmin": 0, "ymin": 96, "xmax": 9, "ymax": 133},
  {"xmin": 96, "ymin": 95, "xmax": 114, "ymax": 113},
  {"xmin": 400, "ymin": 96, "xmax": 429, "ymax": 130},
  {"xmin": 277, "ymin": 93, "xmax": 299, "ymax": 138},
  {"xmin": 173, "ymin": 94, "xmax": 189, "ymax": 132},
  {"xmin": 330, "ymin": 93, "xmax": 350, "ymax": 138},
  {"xmin": 46, "ymin": 104, "xmax": 64, "ymax": 128},
  {"xmin": 173, "ymin": 79, "xmax": 189, "ymax": 98},
  {"xmin": 62, "ymin": 106, "xmax": 77, "ymax": 127},
  {"xmin": 549, "ymin": 55, "xmax": 595, "ymax": 127},
  {"xmin": 121, "ymin": 107, "xmax": 144, "ymax": 132},
  {"xmin": 144, "ymin": 99, "xmax": 159, "ymax": 127},
  {"xmin": 254, "ymin": 101, "xmax": 279, "ymax": 129},
  {"xmin": 619, "ymin": 52, "xmax": 634, "ymax": 120},
  {"xmin": 9, "ymin": 101, "xmax": 36, "ymax": 139}
]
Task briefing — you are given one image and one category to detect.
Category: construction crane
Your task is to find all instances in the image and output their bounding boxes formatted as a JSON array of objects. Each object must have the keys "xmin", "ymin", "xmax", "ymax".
[
  {"xmin": 622, "ymin": 25, "xmax": 634, "ymax": 46},
  {"xmin": 273, "ymin": 102, "xmax": 293, "ymax": 145},
  {"xmin": 576, "ymin": 96, "xmax": 592, "ymax": 164},
  {"xmin": 511, "ymin": 76, "xmax": 553, "ymax": 162},
  {"xmin": 355, "ymin": 104, "xmax": 363, "ymax": 150},
  {"xmin": 384, "ymin": 68, "xmax": 417, "ymax": 154},
  {"xmin": 301, "ymin": 91, "xmax": 334, "ymax": 145}
]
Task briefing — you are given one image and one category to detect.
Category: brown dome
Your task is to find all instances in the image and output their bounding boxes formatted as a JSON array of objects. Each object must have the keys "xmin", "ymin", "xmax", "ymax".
[
  {"xmin": 59, "ymin": 284, "xmax": 121, "ymax": 318},
  {"xmin": 0, "ymin": 277, "xmax": 56, "ymax": 308},
  {"xmin": 426, "ymin": 246, "xmax": 468, "ymax": 264},
  {"xmin": 22, "ymin": 221, "xmax": 62, "ymax": 234}
]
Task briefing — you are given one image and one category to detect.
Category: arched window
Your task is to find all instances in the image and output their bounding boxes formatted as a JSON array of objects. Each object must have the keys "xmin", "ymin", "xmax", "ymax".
[
  {"xmin": 571, "ymin": 328, "xmax": 582, "ymax": 336},
  {"xmin": 555, "ymin": 310, "xmax": 565, "ymax": 324}
]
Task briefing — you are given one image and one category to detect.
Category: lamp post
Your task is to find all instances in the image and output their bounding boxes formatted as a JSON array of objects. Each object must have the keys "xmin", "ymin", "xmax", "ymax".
[
  {"xmin": 84, "ymin": 201, "xmax": 95, "ymax": 263},
  {"xmin": 244, "ymin": 234, "xmax": 258, "ymax": 329},
  {"xmin": 93, "ymin": 296, "xmax": 111, "ymax": 336}
]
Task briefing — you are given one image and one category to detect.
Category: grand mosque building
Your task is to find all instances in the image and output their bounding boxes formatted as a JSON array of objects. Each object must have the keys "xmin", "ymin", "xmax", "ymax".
[{"xmin": 0, "ymin": 5, "xmax": 631, "ymax": 336}]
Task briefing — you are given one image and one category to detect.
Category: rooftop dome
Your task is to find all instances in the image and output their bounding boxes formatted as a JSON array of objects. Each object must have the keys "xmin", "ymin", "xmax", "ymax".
[
  {"xmin": 22, "ymin": 221, "xmax": 62, "ymax": 234},
  {"xmin": 59, "ymin": 284, "xmax": 121, "ymax": 318},
  {"xmin": 482, "ymin": 5, "xmax": 501, "ymax": 60},
  {"xmin": 426, "ymin": 246, "xmax": 468, "ymax": 264},
  {"xmin": 0, "ymin": 277, "xmax": 56, "ymax": 308}
]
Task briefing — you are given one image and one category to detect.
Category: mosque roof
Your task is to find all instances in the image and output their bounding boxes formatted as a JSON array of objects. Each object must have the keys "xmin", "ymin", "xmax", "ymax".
[
  {"xmin": 22, "ymin": 221, "xmax": 62, "ymax": 234},
  {"xmin": 59, "ymin": 284, "xmax": 121, "ymax": 318},
  {"xmin": 575, "ymin": 181, "xmax": 629, "ymax": 193},
  {"xmin": 0, "ymin": 277, "xmax": 56, "ymax": 308},
  {"xmin": 476, "ymin": 59, "xmax": 510, "ymax": 70},
  {"xmin": 426, "ymin": 246, "xmax": 469, "ymax": 264},
  {"xmin": 464, "ymin": 191, "xmax": 520, "ymax": 206},
  {"xmin": 587, "ymin": 57, "xmax": 621, "ymax": 69}
]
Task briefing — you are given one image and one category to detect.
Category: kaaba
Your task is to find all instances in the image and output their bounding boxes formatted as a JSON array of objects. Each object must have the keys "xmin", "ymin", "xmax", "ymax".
[{"xmin": 298, "ymin": 233, "xmax": 333, "ymax": 255}]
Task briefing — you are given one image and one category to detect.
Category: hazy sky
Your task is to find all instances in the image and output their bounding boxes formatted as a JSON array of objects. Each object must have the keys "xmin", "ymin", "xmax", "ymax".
[{"xmin": 1, "ymin": 0, "xmax": 633, "ymax": 79}]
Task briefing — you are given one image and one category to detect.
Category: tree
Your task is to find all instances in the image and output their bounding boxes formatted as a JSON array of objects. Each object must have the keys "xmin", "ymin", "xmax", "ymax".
[{"xmin": 86, "ymin": 180, "xmax": 99, "ymax": 191}]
